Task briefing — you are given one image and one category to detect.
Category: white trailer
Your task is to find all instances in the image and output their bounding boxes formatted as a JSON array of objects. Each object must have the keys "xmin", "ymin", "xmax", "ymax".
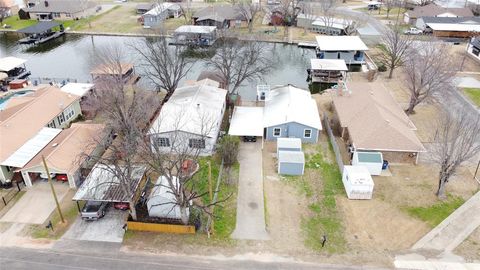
[
  {"xmin": 342, "ymin": 165, "xmax": 374, "ymax": 200},
  {"xmin": 147, "ymin": 176, "xmax": 188, "ymax": 219}
]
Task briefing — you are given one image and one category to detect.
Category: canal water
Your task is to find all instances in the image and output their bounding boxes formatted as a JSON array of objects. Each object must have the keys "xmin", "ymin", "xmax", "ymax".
[{"xmin": 0, "ymin": 33, "xmax": 314, "ymax": 100}]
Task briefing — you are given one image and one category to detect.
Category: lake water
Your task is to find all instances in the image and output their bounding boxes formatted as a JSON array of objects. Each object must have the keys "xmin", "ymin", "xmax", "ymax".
[{"xmin": 0, "ymin": 33, "xmax": 314, "ymax": 100}]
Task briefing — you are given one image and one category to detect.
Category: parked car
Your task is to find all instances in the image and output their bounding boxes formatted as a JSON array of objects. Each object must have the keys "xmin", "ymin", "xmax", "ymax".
[
  {"xmin": 113, "ymin": 202, "xmax": 129, "ymax": 211},
  {"xmin": 56, "ymin": 174, "xmax": 68, "ymax": 182},
  {"xmin": 404, "ymin": 27, "xmax": 422, "ymax": 35},
  {"xmin": 39, "ymin": 172, "xmax": 55, "ymax": 180},
  {"xmin": 81, "ymin": 201, "xmax": 108, "ymax": 221},
  {"xmin": 243, "ymin": 136, "xmax": 257, "ymax": 142}
]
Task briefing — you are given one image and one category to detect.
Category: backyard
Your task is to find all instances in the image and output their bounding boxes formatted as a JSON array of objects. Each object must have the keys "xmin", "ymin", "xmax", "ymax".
[{"xmin": 463, "ymin": 88, "xmax": 480, "ymax": 107}]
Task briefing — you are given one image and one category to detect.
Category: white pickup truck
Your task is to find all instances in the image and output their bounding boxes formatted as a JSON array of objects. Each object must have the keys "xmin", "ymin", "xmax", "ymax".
[{"xmin": 404, "ymin": 27, "xmax": 423, "ymax": 35}]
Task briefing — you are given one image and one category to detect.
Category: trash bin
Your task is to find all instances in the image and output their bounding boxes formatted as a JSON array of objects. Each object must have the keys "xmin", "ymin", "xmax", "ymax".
[{"xmin": 382, "ymin": 160, "xmax": 389, "ymax": 170}]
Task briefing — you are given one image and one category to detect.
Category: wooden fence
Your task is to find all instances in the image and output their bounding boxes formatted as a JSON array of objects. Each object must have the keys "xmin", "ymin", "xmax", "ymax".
[
  {"xmin": 323, "ymin": 115, "xmax": 345, "ymax": 174},
  {"xmin": 127, "ymin": 221, "xmax": 195, "ymax": 234}
]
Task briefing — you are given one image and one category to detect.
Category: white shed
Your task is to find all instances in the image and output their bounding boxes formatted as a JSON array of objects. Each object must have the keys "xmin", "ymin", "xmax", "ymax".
[
  {"xmin": 352, "ymin": 151, "xmax": 383, "ymax": 176},
  {"xmin": 342, "ymin": 165, "xmax": 374, "ymax": 200},
  {"xmin": 277, "ymin": 137, "xmax": 302, "ymax": 157},
  {"xmin": 147, "ymin": 176, "xmax": 188, "ymax": 220},
  {"xmin": 278, "ymin": 150, "xmax": 305, "ymax": 176}
]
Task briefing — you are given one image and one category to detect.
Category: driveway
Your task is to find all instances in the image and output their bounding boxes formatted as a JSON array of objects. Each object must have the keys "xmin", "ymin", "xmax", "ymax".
[
  {"xmin": 231, "ymin": 141, "xmax": 269, "ymax": 240},
  {"xmin": 62, "ymin": 208, "xmax": 128, "ymax": 243},
  {"xmin": 0, "ymin": 181, "xmax": 69, "ymax": 224}
]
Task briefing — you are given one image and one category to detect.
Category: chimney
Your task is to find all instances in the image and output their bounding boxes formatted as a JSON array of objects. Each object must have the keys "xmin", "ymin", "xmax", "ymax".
[{"xmin": 44, "ymin": 1, "xmax": 49, "ymax": 7}]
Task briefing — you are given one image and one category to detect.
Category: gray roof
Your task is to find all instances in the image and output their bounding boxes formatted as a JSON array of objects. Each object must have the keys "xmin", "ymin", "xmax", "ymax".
[
  {"xmin": 471, "ymin": 37, "xmax": 480, "ymax": 48},
  {"xmin": 17, "ymin": 21, "xmax": 61, "ymax": 34},
  {"xmin": 26, "ymin": 0, "xmax": 97, "ymax": 14},
  {"xmin": 193, "ymin": 5, "xmax": 244, "ymax": 22},
  {"xmin": 421, "ymin": 16, "xmax": 480, "ymax": 24},
  {"xmin": 136, "ymin": 3, "xmax": 154, "ymax": 10},
  {"xmin": 278, "ymin": 150, "xmax": 305, "ymax": 164},
  {"xmin": 407, "ymin": 3, "xmax": 473, "ymax": 18}
]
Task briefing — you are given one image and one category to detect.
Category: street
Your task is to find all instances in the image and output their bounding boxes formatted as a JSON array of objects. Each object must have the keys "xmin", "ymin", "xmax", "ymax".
[{"xmin": 0, "ymin": 247, "xmax": 391, "ymax": 270}]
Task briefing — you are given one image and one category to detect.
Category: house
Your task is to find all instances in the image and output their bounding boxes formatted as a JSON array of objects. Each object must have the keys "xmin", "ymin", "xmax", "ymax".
[
  {"xmin": 416, "ymin": 16, "xmax": 480, "ymax": 38},
  {"xmin": 192, "ymin": 5, "xmax": 246, "ymax": 29},
  {"xmin": 173, "ymin": 25, "xmax": 217, "ymax": 46},
  {"xmin": 196, "ymin": 70, "xmax": 227, "ymax": 89},
  {"xmin": 136, "ymin": 3, "xmax": 155, "ymax": 14},
  {"xmin": 19, "ymin": 123, "xmax": 105, "ymax": 188},
  {"xmin": 90, "ymin": 63, "xmax": 139, "ymax": 85},
  {"xmin": 142, "ymin": 2, "xmax": 182, "ymax": 28},
  {"xmin": 228, "ymin": 85, "xmax": 322, "ymax": 143},
  {"xmin": 23, "ymin": 0, "xmax": 98, "ymax": 21},
  {"xmin": 403, "ymin": 3, "xmax": 473, "ymax": 25},
  {"xmin": 331, "ymin": 82, "xmax": 425, "ymax": 164},
  {"xmin": 148, "ymin": 80, "xmax": 228, "ymax": 156},
  {"xmin": 315, "ymin": 36, "xmax": 369, "ymax": 65},
  {"xmin": 297, "ymin": 14, "xmax": 354, "ymax": 35},
  {"xmin": 0, "ymin": 0, "xmax": 18, "ymax": 17},
  {"xmin": 467, "ymin": 36, "xmax": 480, "ymax": 62},
  {"xmin": 0, "ymin": 86, "xmax": 84, "ymax": 185}
]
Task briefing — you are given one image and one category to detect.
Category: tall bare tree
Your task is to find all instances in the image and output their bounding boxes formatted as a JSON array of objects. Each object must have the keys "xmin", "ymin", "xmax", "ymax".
[
  {"xmin": 299, "ymin": 2, "xmax": 318, "ymax": 34},
  {"xmin": 403, "ymin": 41, "xmax": 457, "ymax": 115},
  {"xmin": 237, "ymin": 1, "xmax": 262, "ymax": 33},
  {"xmin": 83, "ymin": 45, "xmax": 161, "ymax": 220},
  {"xmin": 132, "ymin": 37, "xmax": 195, "ymax": 102},
  {"xmin": 430, "ymin": 107, "xmax": 480, "ymax": 199},
  {"xmin": 318, "ymin": 0, "xmax": 338, "ymax": 32},
  {"xmin": 205, "ymin": 37, "xmax": 272, "ymax": 95},
  {"xmin": 383, "ymin": 0, "xmax": 398, "ymax": 19},
  {"xmin": 379, "ymin": 26, "xmax": 413, "ymax": 79},
  {"xmin": 277, "ymin": 0, "xmax": 303, "ymax": 37}
]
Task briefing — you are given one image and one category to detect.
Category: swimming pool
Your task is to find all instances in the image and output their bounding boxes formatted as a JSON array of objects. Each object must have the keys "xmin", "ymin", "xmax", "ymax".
[{"xmin": 0, "ymin": 90, "xmax": 34, "ymax": 110}]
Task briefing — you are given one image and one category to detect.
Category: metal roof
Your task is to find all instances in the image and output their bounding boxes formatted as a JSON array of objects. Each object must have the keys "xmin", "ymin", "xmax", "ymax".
[
  {"xmin": 315, "ymin": 36, "xmax": 369, "ymax": 51},
  {"xmin": 0, "ymin": 57, "xmax": 27, "ymax": 72},
  {"xmin": 228, "ymin": 106, "xmax": 264, "ymax": 137},
  {"xmin": 17, "ymin": 21, "xmax": 61, "ymax": 34},
  {"xmin": 310, "ymin": 59, "xmax": 348, "ymax": 71},
  {"xmin": 356, "ymin": 152, "xmax": 383, "ymax": 163},
  {"xmin": 73, "ymin": 164, "xmax": 146, "ymax": 202},
  {"xmin": 174, "ymin": 25, "xmax": 217, "ymax": 34},
  {"xmin": 343, "ymin": 165, "xmax": 374, "ymax": 186},
  {"xmin": 61, "ymin": 83, "xmax": 94, "ymax": 97},
  {"xmin": 278, "ymin": 150, "xmax": 305, "ymax": 163},
  {"xmin": 277, "ymin": 138, "xmax": 302, "ymax": 150},
  {"xmin": 1, "ymin": 127, "xmax": 61, "ymax": 168}
]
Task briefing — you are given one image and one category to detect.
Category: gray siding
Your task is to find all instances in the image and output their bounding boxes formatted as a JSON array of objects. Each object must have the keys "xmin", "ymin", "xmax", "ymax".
[
  {"xmin": 266, "ymin": 122, "xmax": 318, "ymax": 143},
  {"xmin": 143, "ymin": 12, "xmax": 168, "ymax": 27},
  {"xmin": 279, "ymin": 162, "xmax": 304, "ymax": 175}
]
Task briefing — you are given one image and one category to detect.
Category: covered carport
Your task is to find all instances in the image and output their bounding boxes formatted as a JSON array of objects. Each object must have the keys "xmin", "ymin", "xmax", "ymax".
[{"xmin": 228, "ymin": 106, "xmax": 264, "ymax": 147}]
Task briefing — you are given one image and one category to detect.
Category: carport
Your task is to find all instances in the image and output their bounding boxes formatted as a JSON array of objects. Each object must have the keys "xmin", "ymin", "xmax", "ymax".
[
  {"xmin": 72, "ymin": 164, "xmax": 147, "ymax": 213},
  {"xmin": 228, "ymin": 106, "xmax": 264, "ymax": 147}
]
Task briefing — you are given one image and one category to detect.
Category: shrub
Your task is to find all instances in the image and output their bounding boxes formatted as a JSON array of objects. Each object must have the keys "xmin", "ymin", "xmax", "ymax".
[{"xmin": 218, "ymin": 135, "xmax": 240, "ymax": 167}]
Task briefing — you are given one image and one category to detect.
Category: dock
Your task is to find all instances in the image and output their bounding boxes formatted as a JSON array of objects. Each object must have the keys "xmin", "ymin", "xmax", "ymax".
[{"xmin": 298, "ymin": 42, "xmax": 317, "ymax": 48}]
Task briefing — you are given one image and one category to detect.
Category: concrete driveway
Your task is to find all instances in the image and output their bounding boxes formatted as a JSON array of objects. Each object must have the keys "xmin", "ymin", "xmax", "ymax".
[
  {"xmin": 231, "ymin": 141, "xmax": 269, "ymax": 240},
  {"xmin": 62, "ymin": 208, "xmax": 128, "ymax": 243},
  {"xmin": 0, "ymin": 181, "xmax": 69, "ymax": 224}
]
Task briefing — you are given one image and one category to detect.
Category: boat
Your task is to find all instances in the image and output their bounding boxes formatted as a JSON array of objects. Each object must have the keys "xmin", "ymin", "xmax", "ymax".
[{"xmin": 17, "ymin": 21, "xmax": 65, "ymax": 45}]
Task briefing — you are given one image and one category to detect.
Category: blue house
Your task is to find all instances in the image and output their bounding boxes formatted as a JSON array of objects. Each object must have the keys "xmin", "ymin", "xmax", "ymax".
[
  {"xmin": 263, "ymin": 85, "xmax": 322, "ymax": 143},
  {"xmin": 315, "ymin": 36, "xmax": 369, "ymax": 65}
]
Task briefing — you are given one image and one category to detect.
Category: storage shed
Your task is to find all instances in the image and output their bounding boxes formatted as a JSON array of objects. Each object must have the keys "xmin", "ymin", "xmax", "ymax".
[
  {"xmin": 352, "ymin": 151, "xmax": 383, "ymax": 176},
  {"xmin": 342, "ymin": 165, "xmax": 374, "ymax": 200},
  {"xmin": 277, "ymin": 138, "xmax": 302, "ymax": 156},
  {"xmin": 278, "ymin": 150, "xmax": 305, "ymax": 176},
  {"xmin": 147, "ymin": 176, "xmax": 187, "ymax": 220}
]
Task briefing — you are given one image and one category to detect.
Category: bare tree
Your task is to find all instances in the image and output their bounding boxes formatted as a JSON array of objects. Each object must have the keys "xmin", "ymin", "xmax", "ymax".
[
  {"xmin": 403, "ymin": 41, "xmax": 457, "ymax": 115},
  {"xmin": 143, "ymin": 107, "xmax": 228, "ymax": 225},
  {"xmin": 205, "ymin": 37, "xmax": 272, "ymax": 95},
  {"xmin": 237, "ymin": 1, "xmax": 262, "ymax": 33},
  {"xmin": 83, "ymin": 45, "xmax": 161, "ymax": 220},
  {"xmin": 299, "ymin": 1, "xmax": 318, "ymax": 34},
  {"xmin": 379, "ymin": 26, "xmax": 413, "ymax": 79},
  {"xmin": 318, "ymin": 0, "xmax": 338, "ymax": 32},
  {"xmin": 79, "ymin": 0, "xmax": 93, "ymax": 28},
  {"xmin": 383, "ymin": 0, "xmax": 398, "ymax": 19},
  {"xmin": 131, "ymin": 37, "xmax": 195, "ymax": 102},
  {"xmin": 430, "ymin": 107, "xmax": 480, "ymax": 199},
  {"xmin": 277, "ymin": 0, "xmax": 303, "ymax": 37},
  {"xmin": 342, "ymin": 17, "xmax": 362, "ymax": 35}
]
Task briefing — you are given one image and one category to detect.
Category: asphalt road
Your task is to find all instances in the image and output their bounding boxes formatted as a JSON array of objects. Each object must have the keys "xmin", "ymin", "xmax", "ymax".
[{"xmin": 0, "ymin": 247, "xmax": 391, "ymax": 270}]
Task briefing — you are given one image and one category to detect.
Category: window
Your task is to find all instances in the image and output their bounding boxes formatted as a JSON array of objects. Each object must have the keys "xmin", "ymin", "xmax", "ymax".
[
  {"xmin": 53, "ymin": 12, "xmax": 61, "ymax": 18},
  {"xmin": 155, "ymin": 137, "xmax": 170, "ymax": 147},
  {"xmin": 57, "ymin": 113, "xmax": 65, "ymax": 125},
  {"xmin": 47, "ymin": 120, "xmax": 56, "ymax": 128},
  {"xmin": 304, "ymin": 129, "xmax": 312, "ymax": 138},
  {"xmin": 66, "ymin": 13, "xmax": 71, "ymax": 17},
  {"xmin": 273, "ymin": 128, "xmax": 281, "ymax": 137},
  {"xmin": 189, "ymin": 139, "xmax": 206, "ymax": 149},
  {"xmin": 63, "ymin": 105, "xmax": 75, "ymax": 121}
]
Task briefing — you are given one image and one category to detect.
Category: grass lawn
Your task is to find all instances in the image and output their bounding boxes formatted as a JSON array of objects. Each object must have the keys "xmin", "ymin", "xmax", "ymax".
[
  {"xmin": 405, "ymin": 195, "xmax": 465, "ymax": 228},
  {"xmin": 356, "ymin": 7, "xmax": 406, "ymax": 18},
  {"xmin": 283, "ymin": 144, "xmax": 346, "ymax": 253},
  {"xmin": 2, "ymin": 16, "xmax": 37, "ymax": 30},
  {"xmin": 463, "ymin": 88, "xmax": 480, "ymax": 107}
]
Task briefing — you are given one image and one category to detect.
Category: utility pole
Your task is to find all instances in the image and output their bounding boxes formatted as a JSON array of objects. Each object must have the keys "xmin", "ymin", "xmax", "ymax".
[
  {"xmin": 42, "ymin": 156, "xmax": 65, "ymax": 223},
  {"xmin": 208, "ymin": 161, "xmax": 214, "ymax": 235}
]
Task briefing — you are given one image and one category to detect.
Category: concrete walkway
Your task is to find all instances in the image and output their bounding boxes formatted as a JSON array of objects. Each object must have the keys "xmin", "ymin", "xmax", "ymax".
[
  {"xmin": 231, "ymin": 141, "xmax": 269, "ymax": 240},
  {"xmin": 412, "ymin": 191, "xmax": 480, "ymax": 252}
]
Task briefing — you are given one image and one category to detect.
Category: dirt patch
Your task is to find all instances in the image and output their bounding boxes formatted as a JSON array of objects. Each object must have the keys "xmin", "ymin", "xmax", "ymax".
[{"xmin": 454, "ymin": 226, "xmax": 480, "ymax": 262}]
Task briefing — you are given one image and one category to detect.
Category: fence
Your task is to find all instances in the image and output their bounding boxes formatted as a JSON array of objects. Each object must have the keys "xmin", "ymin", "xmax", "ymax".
[
  {"xmin": 29, "ymin": 77, "xmax": 82, "ymax": 87},
  {"xmin": 0, "ymin": 182, "xmax": 24, "ymax": 212},
  {"xmin": 127, "ymin": 221, "xmax": 195, "ymax": 234},
  {"xmin": 323, "ymin": 115, "xmax": 345, "ymax": 174}
]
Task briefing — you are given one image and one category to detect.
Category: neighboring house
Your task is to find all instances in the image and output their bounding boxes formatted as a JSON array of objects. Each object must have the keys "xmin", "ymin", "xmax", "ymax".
[
  {"xmin": 136, "ymin": 3, "xmax": 155, "ymax": 14},
  {"xmin": 416, "ymin": 16, "xmax": 480, "ymax": 37},
  {"xmin": 148, "ymin": 80, "xmax": 228, "ymax": 156},
  {"xmin": 142, "ymin": 2, "xmax": 182, "ymax": 28},
  {"xmin": 403, "ymin": 3, "xmax": 473, "ymax": 25},
  {"xmin": 228, "ymin": 85, "xmax": 322, "ymax": 143},
  {"xmin": 315, "ymin": 35, "xmax": 369, "ymax": 65},
  {"xmin": 0, "ymin": 86, "xmax": 83, "ymax": 185},
  {"xmin": 192, "ymin": 5, "xmax": 246, "ymax": 29},
  {"xmin": 173, "ymin": 25, "xmax": 217, "ymax": 46},
  {"xmin": 20, "ymin": 123, "xmax": 105, "ymax": 188},
  {"xmin": 23, "ymin": 0, "xmax": 98, "ymax": 21},
  {"xmin": 467, "ymin": 36, "xmax": 480, "ymax": 62},
  {"xmin": 331, "ymin": 82, "xmax": 425, "ymax": 164},
  {"xmin": 297, "ymin": 14, "xmax": 354, "ymax": 36},
  {"xmin": 90, "ymin": 63, "xmax": 139, "ymax": 85},
  {"xmin": 197, "ymin": 70, "xmax": 227, "ymax": 89},
  {"xmin": 0, "ymin": 0, "xmax": 17, "ymax": 18}
]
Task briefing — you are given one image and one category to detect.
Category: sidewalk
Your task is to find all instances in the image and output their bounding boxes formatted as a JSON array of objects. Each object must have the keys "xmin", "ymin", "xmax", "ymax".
[{"xmin": 231, "ymin": 141, "xmax": 269, "ymax": 240}]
